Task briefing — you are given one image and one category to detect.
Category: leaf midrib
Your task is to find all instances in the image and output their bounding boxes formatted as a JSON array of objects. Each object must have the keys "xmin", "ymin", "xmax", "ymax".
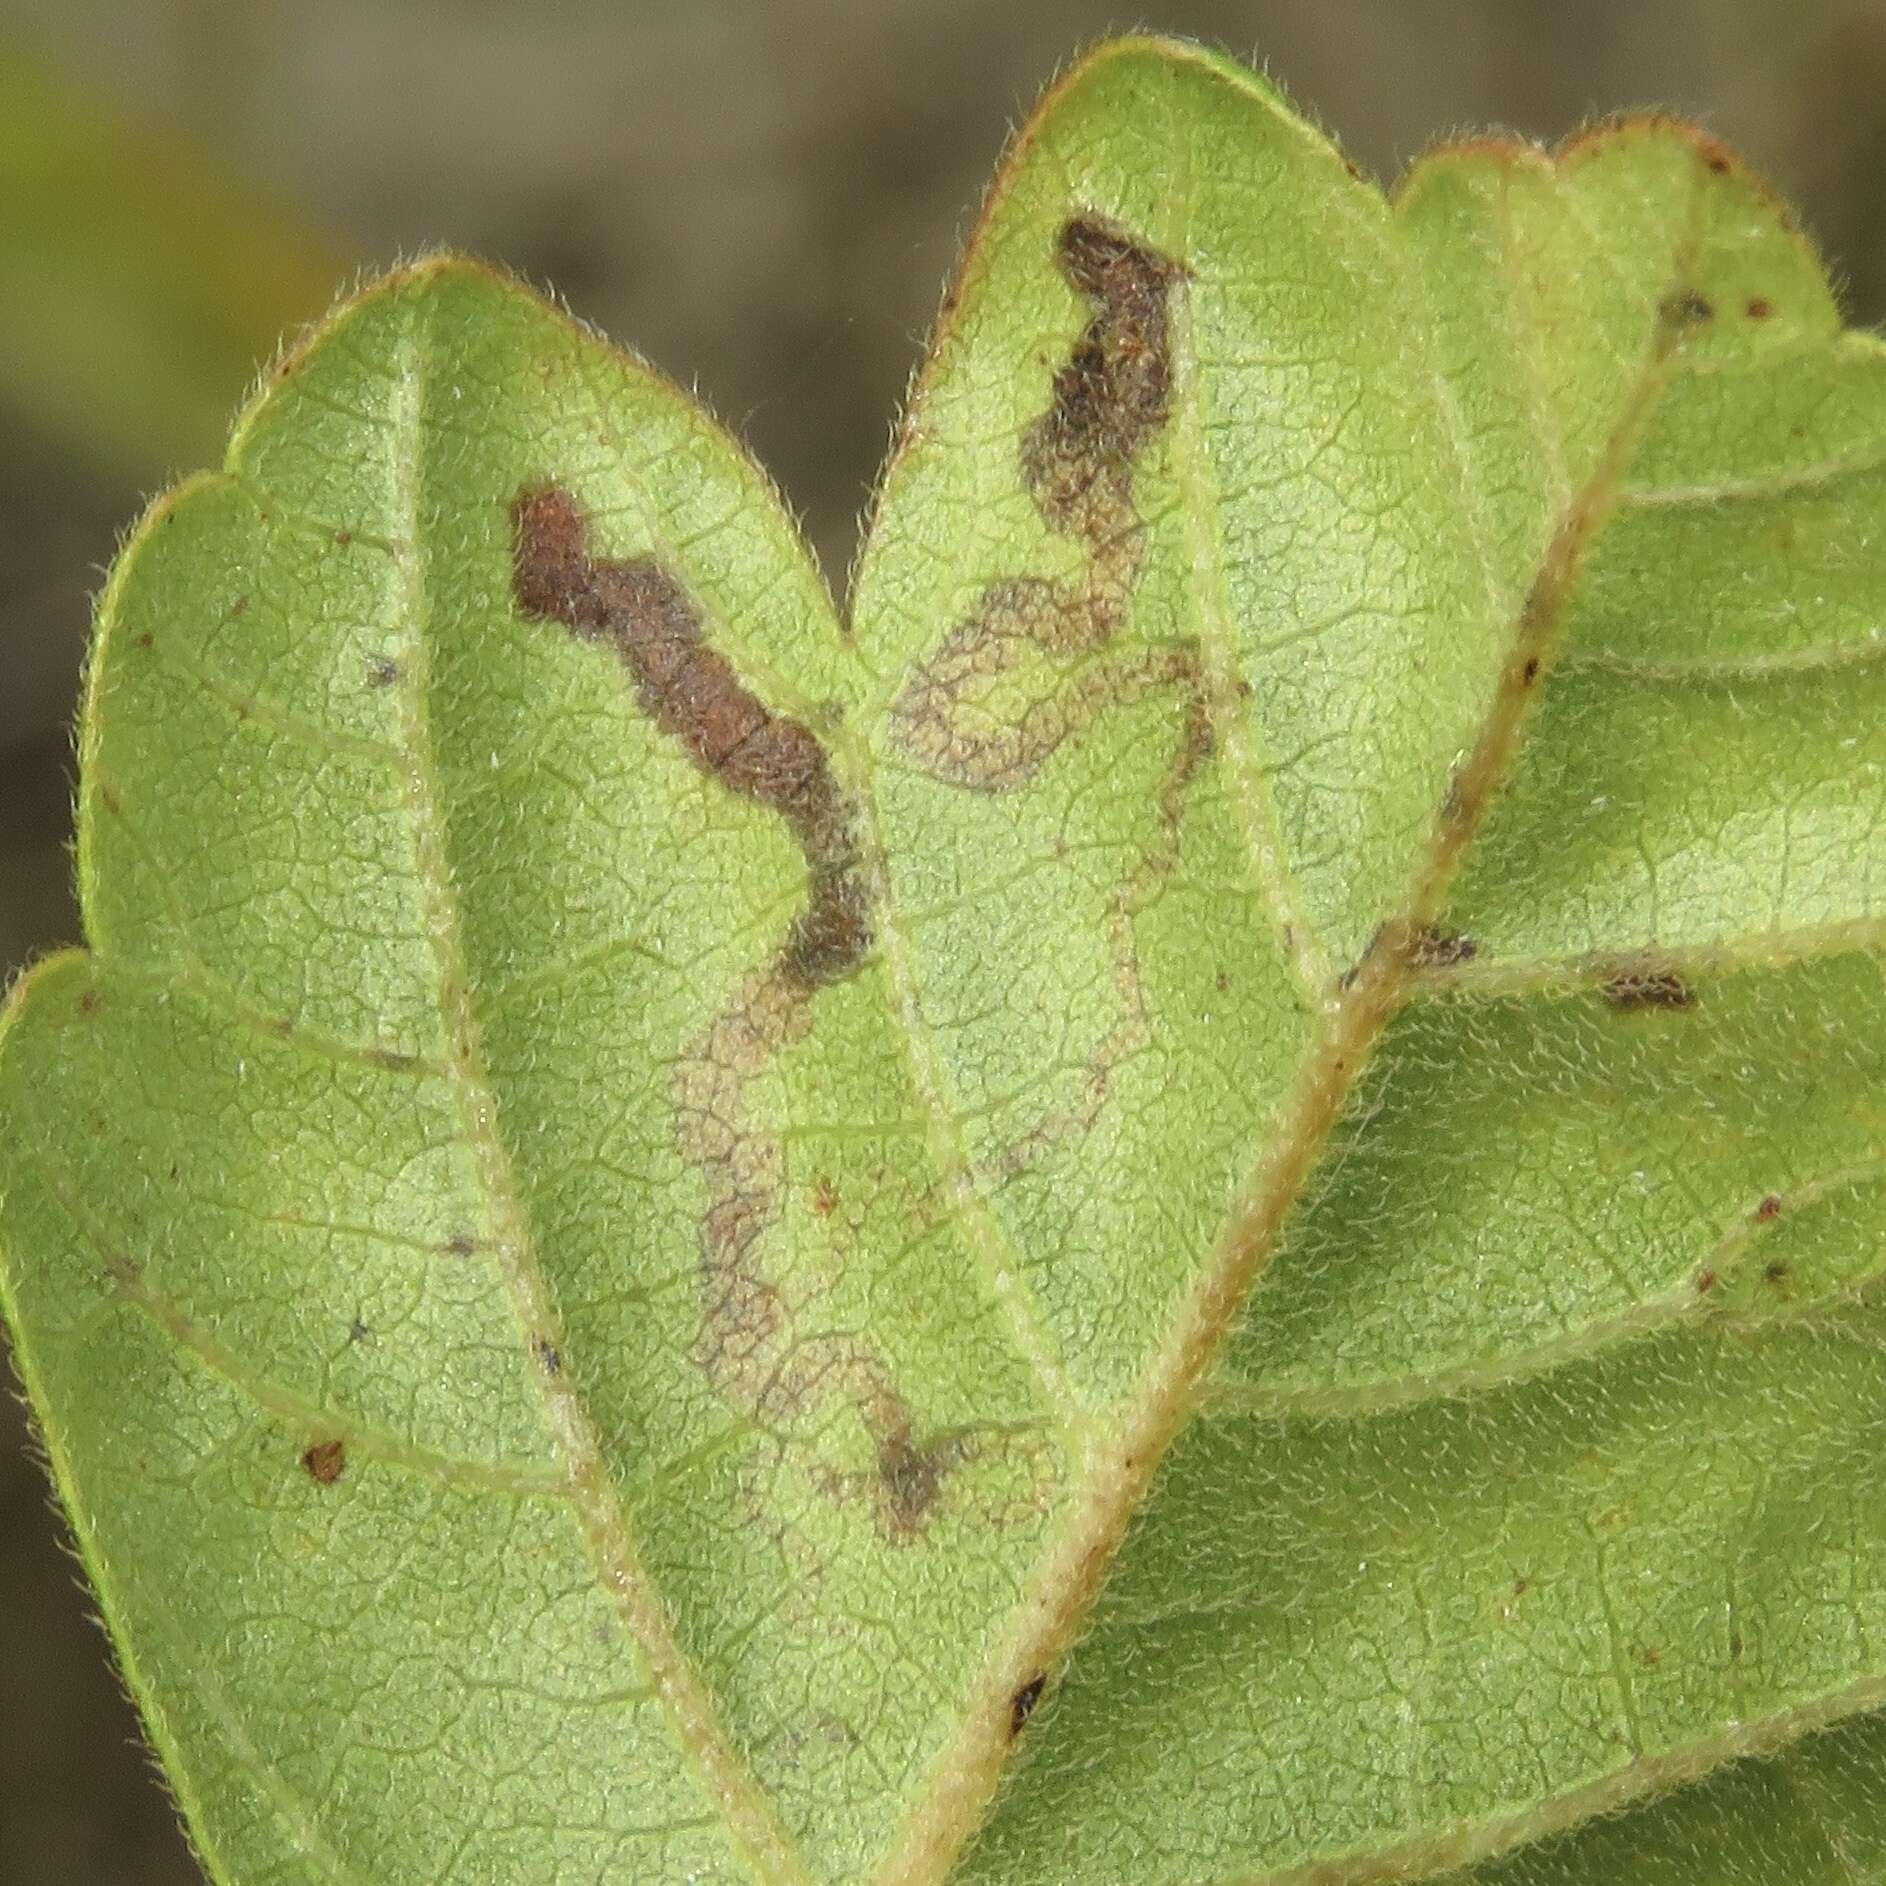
[{"xmin": 382, "ymin": 291, "xmax": 818, "ymax": 1886}]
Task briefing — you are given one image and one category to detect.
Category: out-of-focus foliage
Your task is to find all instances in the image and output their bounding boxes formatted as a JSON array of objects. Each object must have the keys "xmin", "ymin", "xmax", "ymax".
[{"xmin": 0, "ymin": 52, "xmax": 342, "ymax": 483}]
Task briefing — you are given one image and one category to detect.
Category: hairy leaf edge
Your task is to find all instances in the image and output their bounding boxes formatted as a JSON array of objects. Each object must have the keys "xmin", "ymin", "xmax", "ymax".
[{"xmin": 0, "ymin": 33, "xmax": 1880, "ymax": 1886}]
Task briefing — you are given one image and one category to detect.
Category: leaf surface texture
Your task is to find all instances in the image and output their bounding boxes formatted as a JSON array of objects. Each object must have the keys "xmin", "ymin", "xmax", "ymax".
[{"xmin": 4, "ymin": 36, "xmax": 1885, "ymax": 1886}]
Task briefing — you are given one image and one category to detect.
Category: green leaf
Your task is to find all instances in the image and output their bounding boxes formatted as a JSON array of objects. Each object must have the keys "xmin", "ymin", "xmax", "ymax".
[{"xmin": 3, "ymin": 33, "xmax": 1884, "ymax": 1886}]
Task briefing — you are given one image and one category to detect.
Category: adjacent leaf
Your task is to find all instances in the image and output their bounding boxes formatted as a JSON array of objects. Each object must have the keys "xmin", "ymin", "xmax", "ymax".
[{"xmin": 3, "ymin": 34, "xmax": 1884, "ymax": 1886}]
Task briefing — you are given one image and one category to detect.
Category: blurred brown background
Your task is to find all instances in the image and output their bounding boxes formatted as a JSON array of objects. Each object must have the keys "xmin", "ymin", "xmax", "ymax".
[{"xmin": 2, "ymin": 1, "xmax": 1883, "ymax": 1878}]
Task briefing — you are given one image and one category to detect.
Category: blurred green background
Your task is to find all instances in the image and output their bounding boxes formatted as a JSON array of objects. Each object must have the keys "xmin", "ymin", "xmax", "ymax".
[{"xmin": 2, "ymin": 1, "xmax": 1883, "ymax": 1878}]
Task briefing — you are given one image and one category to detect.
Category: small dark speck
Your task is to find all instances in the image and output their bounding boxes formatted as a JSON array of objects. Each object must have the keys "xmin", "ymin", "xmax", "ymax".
[
  {"xmin": 302, "ymin": 1439, "xmax": 347, "ymax": 1485},
  {"xmin": 1747, "ymin": 296, "xmax": 1774, "ymax": 320},
  {"xmin": 1660, "ymin": 288, "xmax": 1714, "ymax": 326},
  {"xmin": 445, "ymin": 1233, "xmax": 478, "ymax": 1258},
  {"xmin": 136, "ymin": 632, "xmax": 154, "ymax": 650},
  {"xmin": 367, "ymin": 658, "xmax": 401, "ymax": 688},
  {"xmin": 230, "ymin": 596, "xmax": 249, "ymax": 617},
  {"xmin": 1755, "ymin": 1194, "xmax": 1783, "ymax": 1223},
  {"xmin": 1009, "ymin": 1675, "xmax": 1045, "ymax": 1736},
  {"xmin": 78, "ymin": 988, "xmax": 100, "ymax": 1015},
  {"xmin": 1521, "ymin": 656, "xmax": 1540, "ymax": 685},
  {"xmin": 348, "ymin": 1318, "xmax": 372, "ymax": 1344},
  {"xmin": 334, "ymin": 529, "xmax": 353, "ymax": 547},
  {"xmin": 1695, "ymin": 1269, "xmax": 1717, "ymax": 1295},
  {"xmin": 1764, "ymin": 1260, "xmax": 1791, "ymax": 1286},
  {"xmin": 534, "ymin": 1335, "xmax": 562, "ymax": 1376}
]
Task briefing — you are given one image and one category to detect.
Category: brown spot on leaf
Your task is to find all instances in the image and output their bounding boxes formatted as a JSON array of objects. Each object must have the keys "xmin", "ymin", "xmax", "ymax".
[
  {"xmin": 230, "ymin": 595, "xmax": 248, "ymax": 618},
  {"xmin": 533, "ymin": 1335, "xmax": 562, "ymax": 1376},
  {"xmin": 77, "ymin": 988, "xmax": 99, "ymax": 1015},
  {"xmin": 1747, "ymin": 296, "xmax": 1774, "ymax": 320},
  {"xmin": 444, "ymin": 1232, "xmax": 478, "ymax": 1258},
  {"xmin": 1604, "ymin": 971, "xmax": 1696, "ymax": 1010},
  {"xmin": 301, "ymin": 1439, "xmax": 346, "ymax": 1485},
  {"xmin": 367, "ymin": 657, "xmax": 401, "ymax": 688},
  {"xmin": 1410, "ymin": 927, "xmax": 1478, "ymax": 969},
  {"xmin": 876, "ymin": 1420, "xmax": 962, "ymax": 1537},
  {"xmin": 1009, "ymin": 1674, "xmax": 1046, "ymax": 1735},
  {"xmin": 810, "ymin": 1177, "xmax": 839, "ymax": 1218},
  {"xmin": 1755, "ymin": 1194, "xmax": 1783, "ymax": 1222},
  {"xmin": 334, "ymin": 529, "xmax": 353, "ymax": 548},
  {"xmin": 1764, "ymin": 1260, "xmax": 1791, "ymax": 1287},
  {"xmin": 136, "ymin": 631, "xmax": 154, "ymax": 650},
  {"xmin": 1695, "ymin": 1269, "xmax": 1717, "ymax": 1295}
]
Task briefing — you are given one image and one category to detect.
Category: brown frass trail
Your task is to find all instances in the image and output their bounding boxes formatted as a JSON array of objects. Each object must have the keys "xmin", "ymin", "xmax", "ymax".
[
  {"xmin": 889, "ymin": 214, "xmax": 1215, "ymax": 1185},
  {"xmin": 512, "ymin": 487, "xmax": 965, "ymax": 1540},
  {"xmin": 890, "ymin": 215, "xmax": 1194, "ymax": 789}
]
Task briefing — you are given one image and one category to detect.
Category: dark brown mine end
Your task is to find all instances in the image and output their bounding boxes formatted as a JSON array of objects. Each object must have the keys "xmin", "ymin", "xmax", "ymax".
[
  {"xmin": 1023, "ymin": 215, "xmax": 1183, "ymax": 536},
  {"xmin": 510, "ymin": 481, "xmax": 870, "ymax": 990}
]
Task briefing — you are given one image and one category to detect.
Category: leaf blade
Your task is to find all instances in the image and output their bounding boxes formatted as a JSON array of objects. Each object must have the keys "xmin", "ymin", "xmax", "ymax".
[{"xmin": 4, "ymin": 36, "xmax": 1886, "ymax": 1886}]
